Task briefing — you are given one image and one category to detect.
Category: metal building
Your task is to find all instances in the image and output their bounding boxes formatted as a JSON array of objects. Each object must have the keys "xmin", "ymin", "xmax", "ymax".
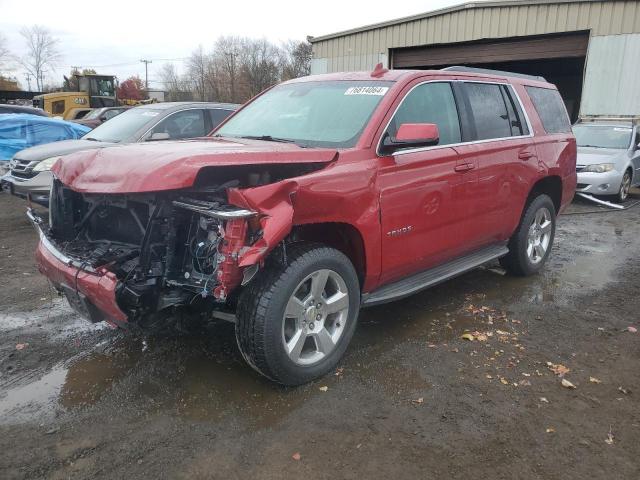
[{"xmin": 309, "ymin": 0, "xmax": 640, "ymax": 120}]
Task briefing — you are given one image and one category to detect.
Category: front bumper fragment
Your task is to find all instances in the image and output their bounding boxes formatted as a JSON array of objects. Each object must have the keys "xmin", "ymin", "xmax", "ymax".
[{"xmin": 27, "ymin": 208, "xmax": 129, "ymax": 327}]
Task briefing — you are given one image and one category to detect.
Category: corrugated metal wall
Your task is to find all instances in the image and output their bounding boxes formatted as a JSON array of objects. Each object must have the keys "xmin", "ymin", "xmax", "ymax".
[
  {"xmin": 581, "ymin": 33, "xmax": 640, "ymax": 115},
  {"xmin": 311, "ymin": 0, "xmax": 640, "ymax": 73}
]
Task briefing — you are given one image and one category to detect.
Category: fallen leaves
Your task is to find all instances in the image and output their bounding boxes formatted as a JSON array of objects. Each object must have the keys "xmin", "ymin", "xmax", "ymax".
[
  {"xmin": 318, "ymin": 386, "xmax": 328, "ymax": 392},
  {"xmin": 292, "ymin": 452, "xmax": 301, "ymax": 461},
  {"xmin": 605, "ymin": 426, "xmax": 615, "ymax": 445},
  {"xmin": 589, "ymin": 377, "xmax": 602, "ymax": 384},
  {"xmin": 499, "ymin": 377, "xmax": 509, "ymax": 385},
  {"xmin": 627, "ymin": 326, "xmax": 637, "ymax": 333},
  {"xmin": 540, "ymin": 397, "xmax": 550, "ymax": 403},
  {"xmin": 547, "ymin": 362, "xmax": 570, "ymax": 377},
  {"xmin": 15, "ymin": 343, "xmax": 28, "ymax": 350},
  {"xmin": 546, "ymin": 427, "xmax": 555, "ymax": 433},
  {"xmin": 411, "ymin": 397, "xmax": 424, "ymax": 405},
  {"xmin": 460, "ymin": 331, "xmax": 490, "ymax": 342},
  {"xmin": 618, "ymin": 386, "xmax": 630, "ymax": 395},
  {"xmin": 561, "ymin": 378, "xmax": 576, "ymax": 389}
]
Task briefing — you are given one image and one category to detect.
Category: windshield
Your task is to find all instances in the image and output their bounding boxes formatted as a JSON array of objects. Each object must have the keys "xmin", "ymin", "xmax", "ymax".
[
  {"xmin": 573, "ymin": 124, "xmax": 632, "ymax": 149},
  {"xmin": 82, "ymin": 108, "xmax": 159, "ymax": 142},
  {"xmin": 215, "ymin": 81, "xmax": 392, "ymax": 148}
]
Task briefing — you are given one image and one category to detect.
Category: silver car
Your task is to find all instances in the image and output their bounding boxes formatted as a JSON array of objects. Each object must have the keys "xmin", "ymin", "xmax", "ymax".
[
  {"xmin": 1, "ymin": 102, "xmax": 239, "ymax": 206},
  {"xmin": 573, "ymin": 119, "xmax": 640, "ymax": 202}
]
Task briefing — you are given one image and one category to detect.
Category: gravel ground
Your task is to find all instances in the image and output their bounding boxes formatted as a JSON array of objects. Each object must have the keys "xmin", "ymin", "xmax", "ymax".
[{"xmin": 0, "ymin": 191, "xmax": 639, "ymax": 480}]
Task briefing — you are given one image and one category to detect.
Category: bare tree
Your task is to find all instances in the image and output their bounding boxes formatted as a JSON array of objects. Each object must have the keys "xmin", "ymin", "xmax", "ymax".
[
  {"xmin": 0, "ymin": 33, "xmax": 12, "ymax": 75},
  {"xmin": 280, "ymin": 40, "xmax": 312, "ymax": 80},
  {"xmin": 213, "ymin": 36, "xmax": 244, "ymax": 103},
  {"xmin": 159, "ymin": 63, "xmax": 193, "ymax": 101},
  {"xmin": 20, "ymin": 25, "xmax": 61, "ymax": 91},
  {"xmin": 187, "ymin": 45, "xmax": 209, "ymax": 101},
  {"xmin": 241, "ymin": 38, "xmax": 280, "ymax": 97}
]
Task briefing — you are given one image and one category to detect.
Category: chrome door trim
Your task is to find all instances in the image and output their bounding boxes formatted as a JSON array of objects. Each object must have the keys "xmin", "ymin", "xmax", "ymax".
[{"xmin": 375, "ymin": 79, "xmax": 535, "ymax": 158}]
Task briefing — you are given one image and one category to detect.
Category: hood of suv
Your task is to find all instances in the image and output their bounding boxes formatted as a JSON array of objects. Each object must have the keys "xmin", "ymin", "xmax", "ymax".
[
  {"xmin": 576, "ymin": 147, "xmax": 627, "ymax": 167},
  {"xmin": 14, "ymin": 139, "xmax": 114, "ymax": 162},
  {"xmin": 52, "ymin": 137, "xmax": 339, "ymax": 193}
]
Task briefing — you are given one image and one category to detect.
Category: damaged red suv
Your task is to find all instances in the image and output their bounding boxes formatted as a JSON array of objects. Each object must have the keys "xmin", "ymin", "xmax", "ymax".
[{"xmin": 29, "ymin": 66, "xmax": 576, "ymax": 385}]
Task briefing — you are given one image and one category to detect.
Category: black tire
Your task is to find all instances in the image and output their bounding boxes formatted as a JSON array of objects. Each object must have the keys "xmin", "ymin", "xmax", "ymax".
[
  {"xmin": 236, "ymin": 243, "xmax": 360, "ymax": 385},
  {"xmin": 500, "ymin": 194, "xmax": 556, "ymax": 276},
  {"xmin": 614, "ymin": 169, "xmax": 632, "ymax": 203}
]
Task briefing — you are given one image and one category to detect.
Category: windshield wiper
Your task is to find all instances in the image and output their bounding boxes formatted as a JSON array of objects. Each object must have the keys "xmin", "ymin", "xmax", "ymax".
[
  {"xmin": 239, "ymin": 135, "xmax": 296, "ymax": 144},
  {"xmin": 84, "ymin": 137, "xmax": 100, "ymax": 142}
]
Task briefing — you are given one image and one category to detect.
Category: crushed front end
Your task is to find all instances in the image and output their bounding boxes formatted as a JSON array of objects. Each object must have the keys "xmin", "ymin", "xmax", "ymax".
[{"xmin": 30, "ymin": 178, "xmax": 268, "ymax": 327}]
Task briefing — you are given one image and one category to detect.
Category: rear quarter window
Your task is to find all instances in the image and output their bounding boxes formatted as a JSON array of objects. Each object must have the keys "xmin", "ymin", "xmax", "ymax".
[{"xmin": 525, "ymin": 86, "xmax": 571, "ymax": 134}]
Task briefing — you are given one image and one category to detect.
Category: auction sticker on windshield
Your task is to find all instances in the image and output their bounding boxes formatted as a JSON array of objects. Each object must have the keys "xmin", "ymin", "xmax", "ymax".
[{"xmin": 344, "ymin": 86, "xmax": 389, "ymax": 96}]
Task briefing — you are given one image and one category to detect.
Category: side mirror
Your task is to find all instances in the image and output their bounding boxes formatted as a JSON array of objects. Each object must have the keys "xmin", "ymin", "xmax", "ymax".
[
  {"xmin": 147, "ymin": 132, "xmax": 170, "ymax": 141},
  {"xmin": 99, "ymin": 115, "xmax": 107, "ymax": 122},
  {"xmin": 381, "ymin": 123, "xmax": 440, "ymax": 155}
]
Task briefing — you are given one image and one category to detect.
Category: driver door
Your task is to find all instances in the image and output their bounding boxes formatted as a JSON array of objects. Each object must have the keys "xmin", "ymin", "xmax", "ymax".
[{"xmin": 377, "ymin": 81, "xmax": 477, "ymax": 284}]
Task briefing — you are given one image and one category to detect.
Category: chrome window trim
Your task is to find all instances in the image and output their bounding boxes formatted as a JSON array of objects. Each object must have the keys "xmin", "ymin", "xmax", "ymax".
[{"xmin": 375, "ymin": 79, "xmax": 535, "ymax": 158}]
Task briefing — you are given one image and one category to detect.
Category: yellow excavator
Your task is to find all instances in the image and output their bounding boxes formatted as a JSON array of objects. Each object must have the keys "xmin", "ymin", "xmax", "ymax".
[{"xmin": 32, "ymin": 74, "xmax": 117, "ymax": 120}]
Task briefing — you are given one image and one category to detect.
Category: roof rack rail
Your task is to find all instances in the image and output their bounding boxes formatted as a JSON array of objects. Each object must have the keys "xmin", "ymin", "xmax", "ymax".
[{"xmin": 441, "ymin": 66, "xmax": 546, "ymax": 82}]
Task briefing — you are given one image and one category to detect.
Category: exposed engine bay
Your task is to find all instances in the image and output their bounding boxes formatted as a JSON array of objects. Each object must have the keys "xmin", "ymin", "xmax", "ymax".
[{"xmin": 38, "ymin": 164, "xmax": 322, "ymax": 323}]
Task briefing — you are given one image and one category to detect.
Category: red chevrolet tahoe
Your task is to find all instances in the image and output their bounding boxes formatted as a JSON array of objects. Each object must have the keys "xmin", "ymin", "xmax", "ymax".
[{"xmin": 28, "ymin": 66, "xmax": 576, "ymax": 385}]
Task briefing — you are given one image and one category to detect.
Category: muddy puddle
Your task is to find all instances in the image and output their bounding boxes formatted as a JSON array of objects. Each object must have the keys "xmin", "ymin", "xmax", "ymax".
[{"xmin": 0, "ymin": 206, "xmax": 633, "ymax": 429}]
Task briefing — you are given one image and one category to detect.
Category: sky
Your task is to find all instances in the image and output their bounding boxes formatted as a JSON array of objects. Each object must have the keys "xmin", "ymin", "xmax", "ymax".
[{"xmin": 0, "ymin": 0, "xmax": 465, "ymax": 90}]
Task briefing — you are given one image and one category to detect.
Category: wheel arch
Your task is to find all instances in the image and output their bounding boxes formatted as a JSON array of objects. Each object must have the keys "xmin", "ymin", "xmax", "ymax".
[
  {"xmin": 526, "ymin": 176, "xmax": 562, "ymax": 214},
  {"xmin": 289, "ymin": 222, "xmax": 367, "ymax": 287}
]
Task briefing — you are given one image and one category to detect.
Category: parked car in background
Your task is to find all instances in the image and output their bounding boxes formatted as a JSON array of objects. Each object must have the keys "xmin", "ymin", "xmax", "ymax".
[
  {"xmin": 72, "ymin": 106, "xmax": 130, "ymax": 129},
  {"xmin": 64, "ymin": 108, "xmax": 93, "ymax": 121},
  {"xmin": 1, "ymin": 102, "xmax": 239, "ymax": 205},
  {"xmin": 0, "ymin": 104, "xmax": 50, "ymax": 117},
  {"xmin": 26, "ymin": 67, "xmax": 576, "ymax": 385},
  {"xmin": 573, "ymin": 118, "xmax": 640, "ymax": 202},
  {"xmin": 0, "ymin": 114, "xmax": 90, "ymax": 176}
]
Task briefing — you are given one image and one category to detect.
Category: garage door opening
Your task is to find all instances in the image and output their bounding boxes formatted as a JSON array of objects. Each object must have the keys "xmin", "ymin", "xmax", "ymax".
[{"xmin": 392, "ymin": 32, "xmax": 589, "ymax": 122}]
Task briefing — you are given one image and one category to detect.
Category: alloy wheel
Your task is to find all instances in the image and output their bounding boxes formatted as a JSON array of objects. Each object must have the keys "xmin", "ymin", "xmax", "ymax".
[
  {"xmin": 282, "ymin": 269, "xmax": 349, "ymax": 366},
  {"xmin": 526, "ymin": 207, "xmax": 552, "ymax": 264}
]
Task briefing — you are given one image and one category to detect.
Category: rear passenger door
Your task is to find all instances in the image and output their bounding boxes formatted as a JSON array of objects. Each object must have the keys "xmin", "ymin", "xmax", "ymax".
[{"xmin": 452, "ymin": 81, "xmax": 537, "ymax": 249}]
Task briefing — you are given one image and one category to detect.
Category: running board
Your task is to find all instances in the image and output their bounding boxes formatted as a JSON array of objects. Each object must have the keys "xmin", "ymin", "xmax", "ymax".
[{"xmin": 362, "ymin": 244, "xmax": 509, "ymax": 307}]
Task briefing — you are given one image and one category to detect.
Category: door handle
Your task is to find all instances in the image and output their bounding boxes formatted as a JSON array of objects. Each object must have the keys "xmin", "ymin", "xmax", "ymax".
[
  {"xmin": 454, "ymin": 162, "xmax": 475, "ymax": 172},
  {"xmin": 518, "ymin": 151, "xmax": 536, "ymax": 160}
]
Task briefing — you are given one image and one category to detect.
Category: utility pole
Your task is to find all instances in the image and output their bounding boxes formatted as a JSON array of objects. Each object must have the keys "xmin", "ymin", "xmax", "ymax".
[
  {"xmin": 140, "ymin": 59, "xmax": 152, "ymax": 95},
  {"xmin": 24, "ymin": 73, "xmax": 33, "ymax": 91}
]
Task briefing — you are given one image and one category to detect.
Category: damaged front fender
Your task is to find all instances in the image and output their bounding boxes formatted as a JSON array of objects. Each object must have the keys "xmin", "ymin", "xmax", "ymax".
[{"xmin": 228, "ymin": 180, "xmax": 297, "ymax": 267}]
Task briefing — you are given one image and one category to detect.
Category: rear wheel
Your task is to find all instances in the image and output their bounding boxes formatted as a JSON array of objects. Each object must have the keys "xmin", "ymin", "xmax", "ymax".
[
  {"xmin": 500, "ymin": 194, "xmax": 556, "ymax": 276},
  {"xmin": 236, "ymin": 243, "xmax": 360, "ymax": 385}
]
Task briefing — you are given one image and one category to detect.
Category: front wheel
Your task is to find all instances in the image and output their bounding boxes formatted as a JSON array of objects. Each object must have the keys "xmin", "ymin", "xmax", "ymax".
[
  {"xmin": 236, "ymin": 243, "xmax": 360, "ymax": 385},
  {"xmin": 614, "ymin": 169, "xmax": 632, "ymax": 203},
  {"xmin": 500, "ymin": 194, "xmax": 556, "ymax": 276}
]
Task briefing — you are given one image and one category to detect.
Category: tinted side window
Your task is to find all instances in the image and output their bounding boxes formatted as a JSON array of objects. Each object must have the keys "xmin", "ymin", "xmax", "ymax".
[
  {"xmin": 209, "ymin": 109, "xmax": 234, "ymax": 129},
  {"xmin": 525, "ymin": 86, "xmax": 571, "ymax": 134},
  {"xmin": 463, "ymin": 83, "xmax": 512, "ymax": 140},
  {"xmin": 501, "ymin": 85, "xmax": 529, "ymax": 136},
  {"xmin": 387, "ymin": 82, "xmax": 461, "ymax": 146},
  {"xmin": 103, "ymin": 109, "xmax": 121, "ymax": 120},
  {"xmin": 150, "ymin": 109, "xmax": 206, "ymax": 140}
]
